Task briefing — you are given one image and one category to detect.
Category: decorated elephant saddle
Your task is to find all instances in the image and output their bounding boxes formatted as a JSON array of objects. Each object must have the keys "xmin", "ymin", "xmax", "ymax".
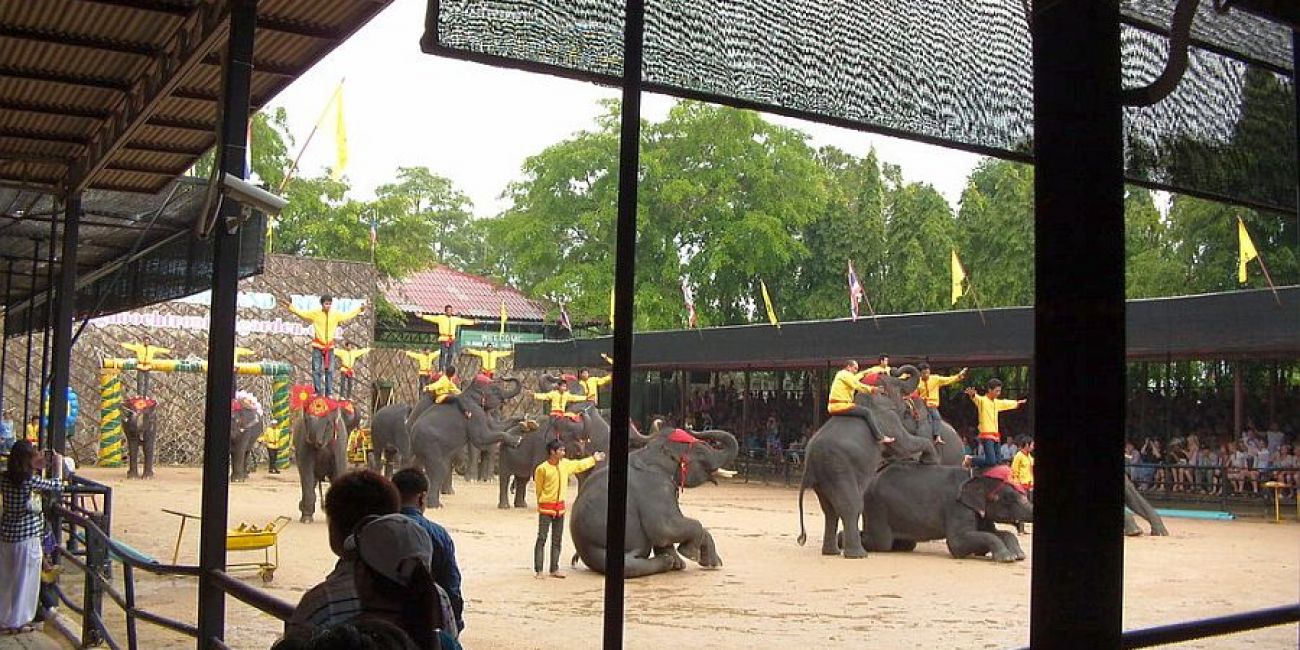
[
  {"xmin": 127, "ymin": 397, "xmax": 157, "ymax": 412},
  {"xmin": 306, "ymin": 396, "xmax": 337, "ymax": 417}
]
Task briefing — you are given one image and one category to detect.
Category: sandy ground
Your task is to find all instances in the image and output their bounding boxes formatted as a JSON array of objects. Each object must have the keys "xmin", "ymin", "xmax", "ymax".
[{"xmin": 53, "ymin": 467, "xmax": 1300, "ymax": 650}]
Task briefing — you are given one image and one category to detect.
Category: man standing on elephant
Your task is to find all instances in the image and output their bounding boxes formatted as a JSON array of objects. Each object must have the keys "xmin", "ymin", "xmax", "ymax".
[
  {"xmin": 463, "ymin": 343, "xmax": 511, "ymax": 378},
  {"xmin": 533, "ymin": 439, "xmax": 604, "ymax": 578},
  {"xmin": 405, "ymin": 349, "xmax": 441, "ymax": 389},
  {"xmin": 333, "ymin": 340, "xmax": 370, "ymax": 401},
  {"xmin": 120, "ymin": 334, "xmax": 170, "ymax": 397},
  {"xmin": 828, "ymin": 360, "xmax": 893, "ymax": 445},
  {"xmin": 533, "ymin": 379, "xmax": 587, "ymax": 434},
  {"xmin": 964, "ymin": 379, "xmax": 1027, "ymax": 469},
  {"xmin": 285, "ymin": 294, "xmax": 364, "ymax": 398},
  {"xmin": 418, "ymin": 305, "xmax": 477, "ymax": 373},
  {"xmin": 916, "ymin": 362, "xmax": 967, "ymax": 444},
  {"xmin": 577, "ymin": 368, "xmax": 612, "ymax": 408}
]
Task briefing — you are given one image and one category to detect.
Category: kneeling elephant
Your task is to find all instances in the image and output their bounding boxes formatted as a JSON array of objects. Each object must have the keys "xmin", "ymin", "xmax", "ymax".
[
  {"xmin": 863, "ymin": 463, "xmax": 1032, "ymax": 562},
  {"xmin": 570, "ymin": 426, "xmax": 738, "ymax": 578}
]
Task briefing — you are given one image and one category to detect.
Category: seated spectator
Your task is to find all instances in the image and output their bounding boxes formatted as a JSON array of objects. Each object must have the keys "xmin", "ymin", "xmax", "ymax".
[
  {"xmin": 284, "ymin": 471, "xmax": 400, "ymax": 642},
  {"xmin": 391, "ymin": 469, "xmax": 463, "ymax": 634},
  {"xmin": 273, "ymin": 619, "xmax": 418, "ymax": 650},
  {"xmin": 1274, "ymin": 445, "xmax": 1297, "ymax": 496},
  {"xmin": 347, "ymin": 514, "xmax": 458, "ymax": 650},
  {"xmin": 1124, "ymin": 441, "xmax": 1140, "ymax": 481}
]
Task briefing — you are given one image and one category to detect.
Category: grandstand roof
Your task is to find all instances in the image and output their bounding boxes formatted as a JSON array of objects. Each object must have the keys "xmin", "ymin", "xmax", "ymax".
[{"xmin": 382, "ymin": 265, "xmax": 548, "ymax": 321}]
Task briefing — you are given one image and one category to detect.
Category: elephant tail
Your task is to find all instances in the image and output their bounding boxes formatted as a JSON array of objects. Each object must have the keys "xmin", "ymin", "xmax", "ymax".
[{"xmin": 796, "ymin": 463, "xmax": 811, "ymax": 546}]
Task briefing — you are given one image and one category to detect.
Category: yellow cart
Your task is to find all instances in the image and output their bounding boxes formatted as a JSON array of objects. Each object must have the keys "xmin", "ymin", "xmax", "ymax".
[{"xmin": 164, "ymin": 510, "xmax": 291, "ymax": 582}]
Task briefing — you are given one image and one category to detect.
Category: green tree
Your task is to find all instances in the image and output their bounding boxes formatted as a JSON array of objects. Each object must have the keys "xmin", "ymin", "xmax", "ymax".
[
  {"xmin": 953, "ymin": 159, "xmax": 1035, "ymax": 307},
  {"xmin": 877, "ymin": 180, "xmax": 957, "ymax": 313},
  {"xmin": 191, "ymin": 108, "xmax": 294, "ymax": 188},
  {"xmin": 372, "ymin": 167, "xmax": 476, "ymax": 269},
  {"xmin": 1124, "ymin": 187, "xmax": 1182, "ymax": 298}
]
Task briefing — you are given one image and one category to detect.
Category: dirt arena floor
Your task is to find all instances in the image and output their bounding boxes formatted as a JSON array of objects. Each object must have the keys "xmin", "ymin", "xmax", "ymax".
[{"xmin": 57, "ymin": 467, "xmax": 1299, "ymax": 649}]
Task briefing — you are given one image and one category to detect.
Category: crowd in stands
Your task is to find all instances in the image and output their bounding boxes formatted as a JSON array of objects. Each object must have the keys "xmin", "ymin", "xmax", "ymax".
[{"xmin": 1127, "ymin": 422, "xmax": 1298, "ymax": 498}]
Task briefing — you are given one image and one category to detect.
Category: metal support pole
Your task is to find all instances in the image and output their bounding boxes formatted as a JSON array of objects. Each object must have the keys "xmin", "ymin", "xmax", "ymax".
[
  {"xmin": 604, "ymin": 0, "xmax": 644, "ymax": 646},
  {"xmin": 1030, "ymin": 2, "xmax": 1124, "ymax": 648},
  {"xmin": 39, "ymin": 210, "xmax": 58, "ymax": 447},
  {"xmin": 1233, "ymin": 362, "xmax": 1243, "ymax": 437},
  {"xmin": 0, "ymin": 258, "xmax": 13, "ymax": 419},
  {"xmin": 22, "ymin": 240, "xmax": 38, "ymax": 430},
  {"xmin": 48, "ymin": 195, "xmax": 80, "ymax": 455},
  {"xmin": 197, "ymin": 2, "xmax": 256, "ymax": 647}
]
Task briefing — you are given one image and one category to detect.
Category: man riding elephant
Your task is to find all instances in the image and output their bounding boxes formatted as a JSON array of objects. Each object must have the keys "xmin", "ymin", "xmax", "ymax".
[{"xmin": 828, "ymin": 360, "xmax": 893, "ymax": 445}]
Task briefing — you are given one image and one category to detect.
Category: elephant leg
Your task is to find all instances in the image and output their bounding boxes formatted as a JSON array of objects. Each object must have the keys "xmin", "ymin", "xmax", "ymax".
[
  {"xmin": 498, "ymin": 473, "xmax": 513, "ymax": 509},
  {"xmin": 993, "ymin": 530, "xmax": 1026, "ymax": 560},
  {"xmin": 126, "ymin": 435, "xmax": 140, "ymax": 479},
  {"xmin": 1123, "ymin": 510, "xmax": 1143, "ymax": 536},
  {"xmin": 822, "ymin": 481, "xmax": 868, "ymax": 558},
  {"xmin": 513, "ymin": 475, "xmax": 530, "ymax": 508},
  {"xmin": 425, "ymin": 457, "xmax": 453, "ymax": 508},
  {"xmin": 947, "ymin": 529, "xmax": 1015, "ymax": 562},
  {"xmin": 144, "ymin": 430, "xmax": 157, "ymax": 478},
  {"xmin": 1125, "ymin": 476, "xmax": 1169, "ymax": 536},
  {"xmin": 297, "ymin": 449, "xmax": 317, "ymax": 523},
  {"xmin": 862, "ymin": 499, "xmax": 894, "ymax": 552},
  {"xmin": 578, "ymin": 546, "xmax": 678, "ymax": 578},
  {"xmin": 477, "ymin": 445, "xmax": 496, "ymax": 483},
  {"xmin": 813, "ymin": 489, "xmax": 841, "ymax": 555},
  {"xmin": 651, "ymin": 545, "xmax": 686, "ymax": 571}
]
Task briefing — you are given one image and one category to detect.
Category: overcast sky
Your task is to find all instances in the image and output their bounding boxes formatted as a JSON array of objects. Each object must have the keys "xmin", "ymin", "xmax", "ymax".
[{"xmin": 266, "ymin": 0, "xmax": 982, "ymax": 218}]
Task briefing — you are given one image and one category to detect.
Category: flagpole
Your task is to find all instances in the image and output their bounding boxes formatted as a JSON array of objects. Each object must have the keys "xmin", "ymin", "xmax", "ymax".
[
  {"xmin": 1255, "ymin": 256, "xmax": 1283, "ymax": 306},
  {"xmin": 861, "ymin": 293, "xmax": 881, "ymax": 330},
  {"xmin": 959, "ymin": 258, "xmax": 989, "ymax": 326}
]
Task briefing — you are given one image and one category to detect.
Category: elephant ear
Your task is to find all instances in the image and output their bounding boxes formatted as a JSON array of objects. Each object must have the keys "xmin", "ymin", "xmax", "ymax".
[{"xmin": 958, "ymin": 477, "xmax": 993, "ymax": 518}]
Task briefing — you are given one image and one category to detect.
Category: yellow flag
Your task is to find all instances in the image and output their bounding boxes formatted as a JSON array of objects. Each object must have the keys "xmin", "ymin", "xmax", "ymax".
[
  {"xmin": 760, "ymin": 280, "xmax": 780, "ymax": 328},
  {"xmin": 499, "ymin": 299, "xmax": 508, "ymax": 335},
  {"xmin": 1238, "ymin": 218, "xmax": 1258, "ymax": 284},
  {"xmin": 609, "ymin": 288, "xmax": 616, "ymax": 328},
  {"xmin": 951, "ymin": 249, "xmax": 967, "ymax": 306},
  {"xmin": 332, "ymin": 82, "xmax": 348, "ymax": 180}
]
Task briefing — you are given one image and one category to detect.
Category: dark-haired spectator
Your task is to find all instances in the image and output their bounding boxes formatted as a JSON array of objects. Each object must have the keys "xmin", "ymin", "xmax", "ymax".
[
  {"xmin": 284, "ymin": 470, "xmax": 400, "ymax": 642},
  {"xmin": 1, "ymin": 440, "xmax": 63, "ymax": 634},
  {"xmin": 392, "ymin": 468, "xmax": 463, "ymax": 633},
  {"xmin": 272, "ymin": 619, "xmax": 418, "ymax": 650},
  {"xmin": 348, "ymin": 514, "xmax": 458, "ymax": 649}
]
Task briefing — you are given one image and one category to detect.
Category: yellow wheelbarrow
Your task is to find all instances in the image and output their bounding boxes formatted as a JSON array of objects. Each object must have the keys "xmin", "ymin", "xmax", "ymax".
[{"xmin": 164, "ymin": 510, "xmax": 291, "ymax": 582}]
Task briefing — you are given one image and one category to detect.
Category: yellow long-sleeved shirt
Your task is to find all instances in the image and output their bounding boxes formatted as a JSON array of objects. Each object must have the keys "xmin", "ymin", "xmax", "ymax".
[
  {"xmin": 917, "ymin": 373, "xmax": 962, "ymax": 408},
  {"xmin": 233, "ymin": 347, "xmax": 257, "ymax": 364},
  {"xmin": 424, "ymin": 375, "xmax": 461, "ymax": 403},
  {"xmin": 534, "ymin": 456, "xmax": 598, "ymax": 516},
  {"xmin": 464, "ymin": 348, "xmax": 511, "ymax": 371},
  {"xmin": 404, "ymin": 350, "xmax": 441, "ymax": 373},
  {"xmin": 828, "ymin": 369, "xmax": 875, "ymax": 413},
  {"xmin": 287, "ymin": 304, "xmax": 362, "ymax": 348},
  {"xmin": 859, "ymin": 364, "xmax": 891, "ymax": 378},
  {"xmin": 1011, "ymin": 449, "xmax": 1034, "ymax": 487},
  {"xmin": 579, "ymin": 375, "xmax": 612, "ymax": 406},
  {"xmin": 533, "ymin": 391, "xmax": 587, "ymax": 414},
  {"xmin": 418, "ymin": 314, "xmax": 477, "ymax": 343},
  {"xmin": 334, "ymin": 348, "xmax": 371, "ymax": 373},
  {"xmin": 972, "ymin": 393, "xmax": 1022, "ymax": 440},
  {"xmin": 120, "ymin": 343, "xmax": 170, "ymax": 370}
]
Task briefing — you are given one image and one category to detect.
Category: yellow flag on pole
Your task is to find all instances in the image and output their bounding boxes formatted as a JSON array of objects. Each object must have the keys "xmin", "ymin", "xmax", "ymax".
[
  {"xmin": 499, "ymin": 299, "xmax": 508, "ymax": 335},
  {"xmin": 760, "ymin": 280, "xmax": 780, "ymax": 328},
  {"xmin": 951, "ymin": 249, "xmax": 967, "ymax": 306},
  {"xmin": 332, "ymin": 83, "xmax": 348, "ymax": 180},
  {"xmin": 609, "ymin": 288, "xmax": 616, "ymax": 328},
  {"xmin": 1237, "ymin": 218, "xmax": 1259, "ymax": 284}
]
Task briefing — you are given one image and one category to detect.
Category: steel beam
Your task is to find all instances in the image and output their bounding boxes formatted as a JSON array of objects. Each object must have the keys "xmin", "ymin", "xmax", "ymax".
[
  {"xmin": 0, "ymin": 99, "xmax": 112, "ymax": 121},
  {"xmin": 72, "ymin": 0, "xmax": 231, "ymax": 193},
  {"xmin": 0, "ymin": 127, "xmax": 89, "ymax": 147},
  {"xmin": 197, "ymin": 1, "xmax": 256, "ymax": 646},
  {"xmin": 75, "ymin": 0, "xmax": 191, "ymax": 17},
  {"xmin": 0, "ymin": 25, "xmax": 156, "ymax": 57},
  {"xmin": 0, "ymin": 66, "xmax": 132, "ymax": 92},
  {"xmin": 1030, "ymin": 2, "xmax": 1125, "ymax": 648}
]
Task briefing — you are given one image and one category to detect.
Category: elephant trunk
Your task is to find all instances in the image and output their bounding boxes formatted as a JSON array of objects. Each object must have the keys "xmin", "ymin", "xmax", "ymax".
[
  {"xmin": 896, "ymin": 364, "xmax": 921, "ymax": 396},
  {"xmin": 692, "ymin": 429, "xmax": 739, "ymax": 474},
  {"xmin": 498, "ymin": 377, "xmax": 522, "ymax": 400}
]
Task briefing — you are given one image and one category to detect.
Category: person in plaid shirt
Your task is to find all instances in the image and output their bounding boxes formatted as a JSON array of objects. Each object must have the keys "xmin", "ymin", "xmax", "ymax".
[{"xmin": 1, "ymin": 440, "xmax": 63, "ymax": 634}]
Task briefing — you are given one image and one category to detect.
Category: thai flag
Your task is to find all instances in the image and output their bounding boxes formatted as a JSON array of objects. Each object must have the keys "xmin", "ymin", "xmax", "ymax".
[
  {"xmin": 559, "ymin": 303, "xmax": 573, "ymax": 332},
  {"xmin": 848, "ymin": 260, "xmax": 864, "ymax": 321},
  {"xmin": 682, "ymin": 280, "xmax": 698, "ymax": 328}
]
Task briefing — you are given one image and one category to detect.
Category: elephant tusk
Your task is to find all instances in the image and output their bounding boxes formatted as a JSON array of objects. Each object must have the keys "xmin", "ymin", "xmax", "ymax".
[{"xmin": 712, "ymin": 468, "xmax": 737, "ymax": 479}]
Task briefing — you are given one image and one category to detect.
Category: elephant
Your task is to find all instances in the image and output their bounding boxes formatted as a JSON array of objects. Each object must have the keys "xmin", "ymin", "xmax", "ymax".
[
  {"xmin": 1124, "ymin": 474, "xmax": 1169, "ymax": 536},
  {"xmin": 796, "ymin": 366, "xmax": 936, "ymax": 558},
  {"xmin": 569, "ymin": 425, "xmax": 739, "ymax": 577},
  {"xmin": 122, "ymin": 397, "xmax": 158, "ymax": 479},
  {"xmin": 894, "ymin": 395, "xmax": 966, "ymax": 466},
  {"xmin": 230, "ymin": 402, "xmax": 264, "ymax": 482},
  {"xmin": 861, "ymin": 462, "xmax": 1033, "ymax": 562},
  {"xmin": 292, "ymin": 397, "xmax": 351, "ymax": 523},
  {"xmin": 409, "ymin": 375, "xmax": 529, "ymax": 508}
]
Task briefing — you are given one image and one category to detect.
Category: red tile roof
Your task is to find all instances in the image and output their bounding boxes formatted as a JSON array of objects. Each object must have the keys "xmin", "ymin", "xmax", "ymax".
[{"xmin": 383, "ymin": 266, "xmax": 548, "ymax": 321}]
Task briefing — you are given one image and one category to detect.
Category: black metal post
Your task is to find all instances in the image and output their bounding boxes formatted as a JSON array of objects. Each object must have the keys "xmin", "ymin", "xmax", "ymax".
[
  {"xmin": 1030, "ymin": 2, "xmax": 1125, "ymax": 648},
  {"xmin": 197, "ymin": 2, "xmax": 256, "ymax": 647},
  {"xmin": 48, "ymin": 195, "xmax": 80, "ymax": 455},
  {"xmin": 22, "ymin": 240, "xmax": 38, "ymax": 429},
  {"xmin": 38, "ymin": 207, "xmax": 58, "ymax": 448},
  {"xmin": 0, "ymin": 258, "xmax": 13, "ymax": 420},
  {"xmin": 604, "ymin": 0, "xmax": 644, "ymax": 646}
]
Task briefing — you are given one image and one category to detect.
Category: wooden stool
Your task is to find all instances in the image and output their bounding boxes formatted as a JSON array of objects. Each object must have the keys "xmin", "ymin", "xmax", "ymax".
[{"xmin": 1261, "ymin": 481, "xmax": 1288, "ymax": 522}]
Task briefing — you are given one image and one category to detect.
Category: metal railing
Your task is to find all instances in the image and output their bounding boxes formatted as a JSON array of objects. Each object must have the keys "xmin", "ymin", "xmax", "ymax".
[{"xmin": 45, "ymin": 476, "xmax": 294, "ymax": 650}]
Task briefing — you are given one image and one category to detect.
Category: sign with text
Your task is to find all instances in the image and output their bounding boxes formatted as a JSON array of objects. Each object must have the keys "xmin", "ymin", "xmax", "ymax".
[{"xmin": 375, "ymin": 327, "xmax": 542, "ymax": 350}]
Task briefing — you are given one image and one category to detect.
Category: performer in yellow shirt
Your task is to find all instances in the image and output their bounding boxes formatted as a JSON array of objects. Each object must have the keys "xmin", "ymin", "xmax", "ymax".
[
  {"xmin": 533, "ymin": 439, "xmax": 604, "ymax": 578},
  {"xmin": 120, "ymin": 335, "xmax": 170, "ymax": 396},
  {"xmin": 576, "ymin": 369, "xmax": 612, "ymax": 407},
  {"xmin": 858, "ymin": 354, "xmax": 892, "ymax": 380},
  {"xmin": 463, "ymin": 344, "xmax": 511, "ymax": 377},
  {"xmin": 423, "ymin": 367, "xmax": 471, "ymax": 419},
  {"xmin": 404, "ymin": 349, "xmax": 441, "ymax": 389},
  {"xmin": 916, "ymin": 362, "xmax": 967, "ymax": 443},
  {"xmin": 533, "ymin": 379, "xmax": 588, "ymax": 425},
  {"xmin": 333, "ymin": 342, "xmax": 370, "ymax": 400},
  {"xmin": 284, "ymin": 294, "xmax": 363, "ymax": 397},
  {"xmin": 828, "ymin": 360, "xmax": 892, "ymax": 444},
  {"xmin": 964, "ymin": 379, "xmax": 1026, "ymax": 468},
  {"xmin": 418, "ymin": 305, "xmax": 477, "ymax": 373}
]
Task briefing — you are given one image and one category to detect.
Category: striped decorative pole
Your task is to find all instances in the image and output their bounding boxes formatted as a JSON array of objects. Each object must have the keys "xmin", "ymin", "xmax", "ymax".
[
  {"xmin": 97, "ymin": 369, "xmax": 125, "ymax": 467},
  {"xmin": 270, "ymin": 374, "xmax": 292, "ymax": 470}
]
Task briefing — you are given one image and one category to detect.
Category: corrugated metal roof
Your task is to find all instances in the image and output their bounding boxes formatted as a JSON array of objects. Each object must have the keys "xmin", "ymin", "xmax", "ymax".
[{"xmin": 383, "ymin": 266, "xmax": 549, "ymax": 322}]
